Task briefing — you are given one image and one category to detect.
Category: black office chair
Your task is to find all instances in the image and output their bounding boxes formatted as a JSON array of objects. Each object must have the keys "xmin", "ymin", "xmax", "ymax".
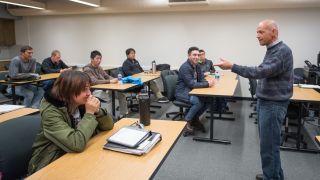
[
  {"xmin": 0, "ymin": 71, "xmax": 23, "ymax": 104},
  {"xmin": 163, "ymin": 73, "xmax": 191, "ymax": 120},
  {"xmin": 0, "ymin": 114, "xmax": 41, "ymax": 180},
  {"xmin": 160, "ymin": 69, "xmax": 178, "ymax": 97},
  {"xmin": 248, "ymin": 78, "xmax": 258, "ymax": 123}
]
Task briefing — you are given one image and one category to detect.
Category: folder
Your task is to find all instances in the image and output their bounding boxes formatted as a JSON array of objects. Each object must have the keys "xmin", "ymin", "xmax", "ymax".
[
  {"xmin": 107, "ymin": 126, "xmax": 151, "ymax": 148},
  {"xmin": 104, "ymin": 132, "xmax": 162, "ymax": 156}
]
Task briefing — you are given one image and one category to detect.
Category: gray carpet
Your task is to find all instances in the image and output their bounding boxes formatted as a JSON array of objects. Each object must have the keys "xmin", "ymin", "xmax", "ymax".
[{"xmin": 124, "ymin": 99, "xmax": 320, "ymax": 180}]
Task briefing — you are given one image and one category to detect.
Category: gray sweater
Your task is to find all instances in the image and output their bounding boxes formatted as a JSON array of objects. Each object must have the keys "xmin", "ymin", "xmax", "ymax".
[
  {"xmin": 232, "ymin": 41, "xmax": 293, "ymax": 101},
  {"xmin": 8, "ymin": 56, "xmax": 36, "ymax": 80}
]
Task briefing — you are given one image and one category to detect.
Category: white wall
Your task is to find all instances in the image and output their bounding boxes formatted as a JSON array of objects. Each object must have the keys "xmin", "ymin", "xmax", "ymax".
[{"xmin": 14, "ymin": 8, "xmax": 320, "ymax": 97}]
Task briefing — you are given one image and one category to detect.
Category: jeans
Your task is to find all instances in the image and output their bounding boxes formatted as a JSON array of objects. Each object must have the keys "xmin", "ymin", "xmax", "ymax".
[
  {"xmin": 185, "ymin": 96, "xmax": 208, "ymax": 122},
  {"xmin": 257, "ymin": 99, "xmax": 289, "ymax": 180},
  {"xmin": 7, "ymin": 85, "xmax": 44, "ymax": 108},
  {"xmin": 42, "ymin": 80, "xmax": 55, "ymax": 91}
]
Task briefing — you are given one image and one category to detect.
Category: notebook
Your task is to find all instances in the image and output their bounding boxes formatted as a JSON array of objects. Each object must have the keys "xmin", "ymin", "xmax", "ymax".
[{"xmin": 107, "ymin": 126, "xmax": 151, "ymax": 148}]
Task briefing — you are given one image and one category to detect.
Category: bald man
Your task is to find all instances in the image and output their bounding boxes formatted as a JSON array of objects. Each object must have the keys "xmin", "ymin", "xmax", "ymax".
[{"xmin": 215, "ymin": 20, "xmax": 293, "ymax": 180}]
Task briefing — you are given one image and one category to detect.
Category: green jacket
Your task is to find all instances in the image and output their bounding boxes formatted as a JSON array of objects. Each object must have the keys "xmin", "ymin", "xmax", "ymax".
[{"xmin": 28, "ymin": 95, "xmax": 113, "ymax": 175}]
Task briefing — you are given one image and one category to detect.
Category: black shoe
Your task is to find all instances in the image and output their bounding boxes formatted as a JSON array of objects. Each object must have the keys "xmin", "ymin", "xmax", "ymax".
[
  {"xmin": 183, "ymin": 122, "xmax": 195, "ymax": 137},
  {"xmin": 191, "ymin": 120, "xmax": 206, "ymax": 133},
  {"xmin": 256, "ymin": 174, "xmax": 263, "ymax": 180},
  {"xmin": 157, "ymin": 97, "xmax": 169, "ymax": 103}
]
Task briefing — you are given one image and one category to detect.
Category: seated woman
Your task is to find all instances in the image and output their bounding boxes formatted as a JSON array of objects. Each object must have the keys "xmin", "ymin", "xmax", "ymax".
[{"xmin": 28, "ymin": 71, "xmax": 114, "ymax": 174}]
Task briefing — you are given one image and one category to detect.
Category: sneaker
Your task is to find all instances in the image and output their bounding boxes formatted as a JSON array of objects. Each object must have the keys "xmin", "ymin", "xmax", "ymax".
[
  {"xmin": 191, "ymin": 120, "xmax": 206, "ymax": 133},
  {"xmin": 183, "ymin": 122, "xmax": 195, "ymax": 137},
  {"xmin": 255, "ymin": 174, "xmax": 263, "ymax": 180},
  {"xmin": 157, "ymin": 97, "xmax": 169, "ymax": 103}
]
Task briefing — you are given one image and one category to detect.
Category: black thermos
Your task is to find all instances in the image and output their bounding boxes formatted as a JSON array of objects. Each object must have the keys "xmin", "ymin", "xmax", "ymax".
[{"xmin": 139, "ymin": 91, "xmax": 150, "ymax": 126}]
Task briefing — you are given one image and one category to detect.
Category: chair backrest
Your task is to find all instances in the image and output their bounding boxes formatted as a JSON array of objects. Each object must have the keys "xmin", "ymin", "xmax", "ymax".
[
  {"xmin": 164, "ymin": 74, "xmax": 178, "ymax": 101},
  {"xmin": 248, "ymin": 78, "xmax": 257, "ymax": 98},
  {"xmin": 35, "ymin": 62, "xmax": 43, "ymax": 75},
  {"xmin": 161, "ymin": 70, "xmax": 178, "ymax": 97},
  {"xmin": 110, "ymin": 67, "xmax": 125, "ymax": 78},
  {"xmin": 0, "ymin": 114, "xmax": 41, "ymax": 180}
]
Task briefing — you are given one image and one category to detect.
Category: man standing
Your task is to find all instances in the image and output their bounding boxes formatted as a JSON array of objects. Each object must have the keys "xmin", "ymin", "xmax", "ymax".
[
  {"xmin": 198, "ymin": 49, "xmax": 215, "ymax": 76},
  {"xmin": 83, "ymin": 50, "xmax": 128, "ymax": 118},
  {"xmin": 7, "ymin": 45, "xmax": 44, "ymax": 108},
  {"xmin": 41, "ymin": 50, "xmax": 71, "ymax": 90},
  {"xmin": 122, "ymin": 48, "xmax": 169, "ymax": 103},
  {"xmin": 175, "ymin": 46, "xmax": 215, "ymax": 135},
  {"xmin": 214, "ymin": 19, "xmax": 293, "ymax": 180}
]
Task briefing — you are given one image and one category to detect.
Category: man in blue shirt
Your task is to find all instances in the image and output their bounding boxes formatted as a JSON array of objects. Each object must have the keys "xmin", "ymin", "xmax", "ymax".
[{"xmin": 215, "ymin": 19, "xmax": 293, "ymax": 180}]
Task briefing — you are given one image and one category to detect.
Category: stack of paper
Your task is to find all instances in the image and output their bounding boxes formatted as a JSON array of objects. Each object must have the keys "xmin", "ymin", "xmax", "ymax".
[
  {"xmin": 103, "ymin": 126, "xmax": 161, "ymax": 155},
  {"xmin": 0, "ymin": 104, "xmax": 25, "ymax": 114},
  {"xmin": 298, "ymin": 84, "xmax": 320, "ymax": 89}
]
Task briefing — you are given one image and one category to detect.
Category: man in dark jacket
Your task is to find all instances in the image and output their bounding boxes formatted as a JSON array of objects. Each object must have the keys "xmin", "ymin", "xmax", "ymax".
[
  {"xmin": 198, "ymin": 49, "xmax": 215, "ymax": 76},
  {"xmin": 122, "ymin": 48, "xmax": 169, "ymax": 103},
  {"xmin": 175, "ymin": 47, "xmax": 215, "ymax": 135},
  {"xmin": 215, "ymin": 19, "xmax": 293, "ymax": 180},
  {"xmin": 41, "ymin": 50, "xmax": 71, "ymax": 90}
]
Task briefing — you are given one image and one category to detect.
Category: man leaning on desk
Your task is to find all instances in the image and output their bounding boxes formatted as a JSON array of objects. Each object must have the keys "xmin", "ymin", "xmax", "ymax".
[
  {"xmin": 6, "ymin": 45, "xmax": 44, "ymax": 108},
  {"xmin": 41, "ymin": 50, "xmax": 71, "ymax": 91},
  {"xmin": 214, "ymin": 19, "xmax": 293, "ymax": 180},
  {"xmin": 122, "ymin": 48, "xmax": 169, "ymax": 103}
]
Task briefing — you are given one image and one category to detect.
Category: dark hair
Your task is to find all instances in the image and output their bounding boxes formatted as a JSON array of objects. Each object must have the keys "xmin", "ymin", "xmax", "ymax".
[
  {"xmin": 199, "ymin": 49, "xmax": 205, "ymax": 53},
  {"xmin": 125, "ymin": 48, "xmax": 135, "ymax": 56},
  {"xmin": 51, "ymin": 71, "xmax": 91, "ymax": 113},
  {"xmin": 90, "ymin": 50, "xmax": 102, "ymax": 59},
  {"xmin": 188, "ymin": 46, "xmax": 199, "ymax": 54},
  {"xmin": 20, "ymin": 45, "xmax": 33, "ymax": 53}
]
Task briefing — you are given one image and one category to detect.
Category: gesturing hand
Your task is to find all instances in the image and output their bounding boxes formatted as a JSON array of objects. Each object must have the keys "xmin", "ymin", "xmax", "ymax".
[{"xmin": 213, "ymin": 58, "xmax": 234, "ymax": 70}]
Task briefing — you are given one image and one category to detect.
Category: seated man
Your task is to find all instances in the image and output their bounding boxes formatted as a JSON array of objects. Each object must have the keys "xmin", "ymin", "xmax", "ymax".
[
  {"xmin": 41, "ymin": 50, "xmax": 71, "ymax": 90},
  {"xmin": 7, "ymin": 45, "xmax": 44, "ymax": 108},
  {"xmin": 198, "ymin": 49, "xmax": 215, "ymax": 76},
  {"xmin": 175, "ymin": 46, "xmax": 215, "ymax": 135},
  {"xmin": 83, "ymin": 50, "xmax": 128, "ymax": 117},
  {"xmin": 122, "ymin": 48, "xmax": 169, "ymax": 103},
  {"xmin": 199, "ymin": 49, "xmax": 227, "ymax": 112}
]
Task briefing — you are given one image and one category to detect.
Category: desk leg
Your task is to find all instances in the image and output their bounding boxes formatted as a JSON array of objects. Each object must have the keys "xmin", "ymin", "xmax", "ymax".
[
  {"xmin": 193, "ymin": 98, "xmax": 231, "ymax": 144},
  {"xmin": 112, "ymin": 91, "xmax": 116, "ymax": 117},
  {"xmin": 12, "ymin": 85, "xmax": 16, "ymax": 105},
  {"xmin": 147, "ymin": 81, "xmax": 151, "ymax": 97},
  {"xmin": 280, "ymin": 102, "xmax": 320, "ymax": 153}
]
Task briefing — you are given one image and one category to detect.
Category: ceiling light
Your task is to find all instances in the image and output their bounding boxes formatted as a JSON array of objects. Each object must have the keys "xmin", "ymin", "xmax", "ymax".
[
  {"xmin": 0, "ymin": 0, "xmax": 45, "ymax": 10},
  {"xmin": 69, "ymin": 0, "xmax": 100, "ymax": 7}
]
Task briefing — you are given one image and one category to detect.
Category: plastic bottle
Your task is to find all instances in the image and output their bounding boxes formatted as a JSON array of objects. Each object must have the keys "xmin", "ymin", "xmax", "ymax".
[
  {"xmin": 117, "ymin": 73, "xmax": 122, "ymax": 84},
  {"xmin": 215, "ymin": 71, "xmax": 220, "ymax": 80}
]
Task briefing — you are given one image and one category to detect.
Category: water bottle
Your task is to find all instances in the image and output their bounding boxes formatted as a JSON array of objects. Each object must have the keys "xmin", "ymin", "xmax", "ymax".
[
  {"xmin": 215, "ymin": 71, "xmax": 220, "ymax": 80},
  {"xmin": 138, "ymin": 89, "xmax": 150, "ymax": 126},
  {"xmin": 152, "ymin": 60, "xmax": 156, "ymax": 74},
  {"xmin": 117, "ymin": 73, "xmax": 122, "ymax": 84}
]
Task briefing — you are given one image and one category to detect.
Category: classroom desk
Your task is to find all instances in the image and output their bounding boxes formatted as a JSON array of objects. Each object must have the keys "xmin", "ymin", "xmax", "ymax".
[
  {"xmin": 0, "ymin": 73, "xmax": 60, "ymax": 104},
  {"xmin": 27, "ymin": 118, "xmax": 186, "ymax": 180},
  {"xmin": 189, "ymin": 71, "xmax": 238, "ymax": 144},
  {"xmin": 0, "ymin": 108, "xmax": 39, "ymax": 123},
  {"xmin": 91, "ymin": 72, "xmax": 160, "ymax": 116},
  {"xmin": 280, "ymin": 86, "xmax": 320, "ymax": 153}
]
